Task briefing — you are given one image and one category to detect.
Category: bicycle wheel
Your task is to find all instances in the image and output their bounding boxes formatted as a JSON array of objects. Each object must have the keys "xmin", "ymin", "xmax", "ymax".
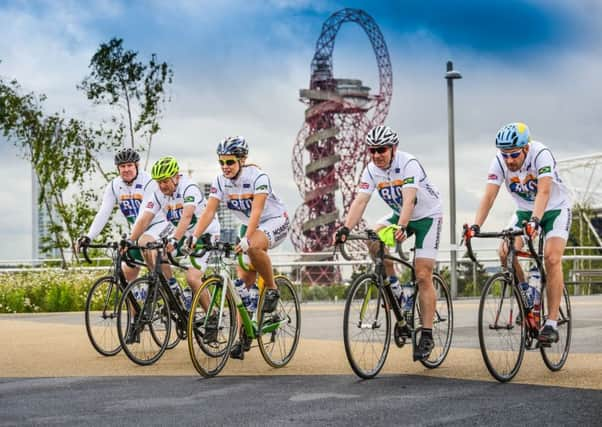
[
  {"xmin": 257, "ymin": 275, "xmax": 301, "ymax": 368},
  {"xmin": 540, "ymin": 285, "xmax": 572, "ymax": 371},
  {"xmin": 187, "ymin": 277, "xmax": 237, "ymax": 378},
  {"xmin": 413, "ymin": 273, "xmax": 453, "ymax": 368},
  {"xmin": 478, "ymin": 273, "xmax": 526, "ymax": 382},
  {"xmin": 84, "ymin": 276, "xmax": 124, "ymax": 356},
  {"xmin": 343, "ymin": 273, "xmax": 391, "ymax": 379},
  {"xmin": 117, "ymin": 279, "xmax": 171, "ymax": 366}
]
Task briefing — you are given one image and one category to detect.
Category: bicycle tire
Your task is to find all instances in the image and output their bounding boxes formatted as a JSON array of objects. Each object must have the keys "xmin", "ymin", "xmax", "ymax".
[
  {"xmin": 540, "ymin": 285, "xmax": 572, "ymax": 371},
  {"xmin": 478, "ymin": 272, "xmax": 526, "ymax": 382},
  {"xmin": 84, "ymin": 275, "xmax": 124, "ymax": 357},
  {"xmin": 187, "ymin": 277, "xmax": 237, "ymax": 378},
  {"xmin": 117, "ymin": 279, "xmax": 171, "ymax": 366},
  {"xmin": 257, "ymin": 275, "xmax": 301, "ymax": 368},
  {"xmin": 343, "ymin": 273, "xmax": 391, "ymax": 379},
  {"xmin": 413, "ymin": 273, "xmax": 453, "ymax": 368}
]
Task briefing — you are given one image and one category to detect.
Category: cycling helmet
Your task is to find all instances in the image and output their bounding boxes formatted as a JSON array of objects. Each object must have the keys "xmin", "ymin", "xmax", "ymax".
[
  {"xmin": 216, "ymin": 136, "xmax": 249, "ymax": 157},
  {"xmin": 366, "ymin": 125, "xmax": 399, "ymax": 146},
  {"xmin": 114, "ymin": 148, "xmax": 140, "ymax": 165},
  {"xmin": 495, "ymin": 122, "xmax": 531, "ymax": 149},
  {"xmin": 151, "ymin": 156, "xmax": 179, "ymax": 180}
]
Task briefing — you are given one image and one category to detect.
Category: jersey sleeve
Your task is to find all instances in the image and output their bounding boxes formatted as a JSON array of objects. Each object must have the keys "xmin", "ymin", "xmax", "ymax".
[
  {"xmin": 87, "ymin": 182, "xmax": 116, "ymax": 240},
  {"xmin": 253, "ymin": 174, "xmax": 271, "ymax": 195},
  {"xmin": 183, "ymin": 184, "xmax": 203, "ymax": 207},
  {"xmin": 486, "ymin": 156, "xmax": 504, "ymax": 186},
  {"xmin": 208, "ymin": 176, "xmax": 223, "ymax": 201},
  {"xmin": 141, "ymin": 191, "xmax": 161, "ymax": 216},
  {"xmin": 401, "ymin": 159, "xmax": 422, "ymax": 189},
  {"xmin": 357, "ymin": 166, "xmax": 375, "ymax": 194},
  {"xmin": 533, "ymin": 149, "xmax": 556, "ymax": 179}
]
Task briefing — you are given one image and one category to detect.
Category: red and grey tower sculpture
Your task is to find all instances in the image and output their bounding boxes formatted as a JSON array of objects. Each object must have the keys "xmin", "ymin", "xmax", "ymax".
[{"xmin": 291, "ymin": 8, "xmax": 393, "ymax": 284}]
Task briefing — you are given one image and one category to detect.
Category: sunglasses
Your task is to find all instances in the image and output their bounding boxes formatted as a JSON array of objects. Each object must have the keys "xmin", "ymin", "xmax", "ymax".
[
  {"xmin": 501, "ymin": 150, "xmax": 523, "ymax": 159},
  {"xmin": 218, "ymin": 159, "xmax": 238, "ymax": 166},
  {"xmin": 368, "ymin": 146, "xmax": 390, "ymax": 154}
]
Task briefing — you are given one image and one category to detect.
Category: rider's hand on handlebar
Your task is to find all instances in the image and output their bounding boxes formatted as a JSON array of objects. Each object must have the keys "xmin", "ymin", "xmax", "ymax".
[
  {"xmin": 524, "ymin": 216, "xmax": 540, "ymax": 239},
  {"xmin": 236, "ymin": 236, "xmax": 250, "ymax": 254},
  {"xmin": 334, "ymin": 226, "xmax": 350, "ymax": 244},
  {"xmin": 76, "ymin": 235, "xmax": 90, "ymax": 252},
  {"xmin": 166, "ymin": 235, "xmax": 179, "ymax": 254},
  {"xmin": 181, "ymin": 235, "xmax": 197, "ymax": 256},
  {"xmin": 394, "ymin": 225, "xmax": 407, "ymax": 242}
]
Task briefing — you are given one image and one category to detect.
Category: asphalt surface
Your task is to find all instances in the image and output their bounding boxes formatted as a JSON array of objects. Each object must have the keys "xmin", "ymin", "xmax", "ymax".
[{"xmin": 1, "ymin": 295, "xmax": 602, "ymax": 425}]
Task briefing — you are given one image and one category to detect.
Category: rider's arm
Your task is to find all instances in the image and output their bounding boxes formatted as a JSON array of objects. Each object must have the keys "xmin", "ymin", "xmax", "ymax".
[
  {"xmin": 192, "ymin": 198, "xmax": 220, "ymax": 239},
  {"xmin": 398, "ymin": 187, "xmax": 417, "ymax": 227},
  {"xmin": 86, "ymin": 182, "xmax": 116, "ymax": 240},
  {"xmin": 473, "ymin": 183, "xmax": 500, "ymax": 227},
  {"xmin": 246, "ymin": 193, "xmax": 267, "ymax": 239},
  {"xmin": 173, "ymin": 204, "xmax": 195, "ymax": 240},
  {"xmin": 344, "ymin": 192, "xmax": 371, "ymax": 229},
  {"xmin": 532, "ymin": 176, "xmax": 552, "ymax": 220}
]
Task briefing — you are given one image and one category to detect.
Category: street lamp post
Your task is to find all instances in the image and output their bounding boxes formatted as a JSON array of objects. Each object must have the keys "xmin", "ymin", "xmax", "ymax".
[{"xmin": 445, "ymin": 60, "xmax": 462, "ymax": 298}]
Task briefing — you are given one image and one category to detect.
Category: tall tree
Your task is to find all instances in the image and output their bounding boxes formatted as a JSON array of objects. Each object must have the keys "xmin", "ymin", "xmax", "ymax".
[{"xmin": 78, "ymin": 38, "xmax": 173, "ymax": 168}]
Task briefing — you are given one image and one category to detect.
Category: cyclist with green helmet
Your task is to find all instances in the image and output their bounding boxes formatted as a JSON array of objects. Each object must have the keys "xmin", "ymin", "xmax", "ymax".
[
  {"xmin": 129, "ymin": 156, "xmax": 220, "ymax": 308},
  {"xmin": 467, "ymin": 122, "xmax": 572, "ymax": 344}
]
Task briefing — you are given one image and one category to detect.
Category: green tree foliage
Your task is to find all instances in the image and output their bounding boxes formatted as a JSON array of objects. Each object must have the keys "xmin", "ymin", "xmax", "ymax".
[{"xmin": 78, "ymin": 37, "xmax": 173, "ymax": 167}]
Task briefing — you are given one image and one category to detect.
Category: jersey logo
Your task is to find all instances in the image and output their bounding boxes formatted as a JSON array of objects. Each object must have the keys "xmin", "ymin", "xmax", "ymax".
[
  {"xmin": 146, "ymin": 201, "xmax": 154, "ymax": 209},
  {"xmin": 166, "ymin": 203, "xmax": 185, "ymax": 223},
  {"xmin": 508, "ymin": 174, "xmax": 537, "ymax": 202},
  {"xmin": 184, "ymin": 195, "xmax": 195, "ymax": 203},
  {"xmin": 210, "ymin": 187, "xmax": 217, "ymax": 193},
  {"xmin": 376, "ymin": 180, "xmax": 403, "ymax": 208},
  {"xmin": 359, "ymin": 182, "xmax": 369, "ymax": 190},
  {"xmin": 135, "ymin": 184, "xmax": 143, "ymax": 189},
  {"xmin": 119, "ymin": 194, "xmax": 143, "ymax": 221},
  {"xmin": 538, "ymin": 166, "xmax": 551, "ymax": 175},
  {"xmin": 256, "ymin": 184, "xmax": 268, "ymax": 191},
  {"xmin": 403, "ymin": 177, "xmax": 415, "ymax": 185},
  {"xmin": 227, "ymin": 194, "xmax": 253, "ymax": 216},
  {"xmin": 488, "ymin": 174, "xmax": 498, "ymax": 180},
  {"xmin": 243, "ymin": 183, "xmax": 251, "ymax": 188}
]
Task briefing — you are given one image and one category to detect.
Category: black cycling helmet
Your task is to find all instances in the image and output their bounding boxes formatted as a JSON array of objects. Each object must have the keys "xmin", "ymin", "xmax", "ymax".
[{"xmin": 114, "ymin": 148, "xmax": 141, "ymax": 165}]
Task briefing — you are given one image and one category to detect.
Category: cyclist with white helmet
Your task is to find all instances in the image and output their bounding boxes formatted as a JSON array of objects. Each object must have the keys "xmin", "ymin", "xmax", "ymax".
[
  {"xmin": 129, "ymin": 156, "xmax": 220, "ymax": 308},
  {"xmin": 334, "ymin": 125, "xmax": 443, "ymax": 361},
  {"xmin": 76, "ymin": 148, "xmax": 167, "ymax": 282},
  {"xmin": 468, "ymin": 122, "xmax": 572, "ymax": 344},
  {"xmin": 188, "ymin": 136, "xmax": 289, "ymax": 359}
]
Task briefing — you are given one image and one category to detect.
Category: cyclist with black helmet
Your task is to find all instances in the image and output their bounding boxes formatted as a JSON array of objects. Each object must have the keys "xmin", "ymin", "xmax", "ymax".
[
  {"xmin": 188, "ymin": 136, "xmax": 289, "ymax": 359},
  {"xmin": 76, "ymin": 148, "xmax": 167, "ymax": 282},
  {"xmin": 334, "ymin": 125, "xmax": 443, "ymax": 361},
  {"xmin": 467, "ymin": 122, "xmax": 572, "ymax": 344},
  {"xmin": 128, "ymin": 156, "xmax": 220, "ymax": 307}
]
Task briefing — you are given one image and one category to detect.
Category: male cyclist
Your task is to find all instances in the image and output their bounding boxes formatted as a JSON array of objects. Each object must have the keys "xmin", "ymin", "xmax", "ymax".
[
  {"xmin": 76, "ymin": 148, "xmax": 167, "ymax": 282},
  {"xmin": 467, "ymin": 122, "xmax": 572, "ymax": 344},
  {"xmin": 188, "ymin": 136, "xmax": 289, "ymax": 359},
  {"xmin": 334, "ymin": 125, "xmax": 443, "ymax": 361},
  {"xmin": 129, "ymin": 156, "xmax": 220, "ymax": 308}
]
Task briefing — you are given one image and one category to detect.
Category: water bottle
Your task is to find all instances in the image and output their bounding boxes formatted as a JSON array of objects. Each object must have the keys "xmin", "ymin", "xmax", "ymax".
[
  {"xmin": 246, "ymin": 284, "xmax": 259, "ymax": 313},
  {"xmin": 168, "ymin": 277, "xmax": 181, "ymax": 299},
  {"xmin": 389, "ymin": 276, "xmax": 401, "ymax": 303},
  {"xmin": 528, "ymin": 266, "xmax": 541, "ymax": 321},
  {"xmin": 182, "ymin": 286, "xmax": 193, "ymax": 311},
  {"xmin": 234, "ymin": 279, "xmax": 250, "ymax": 307},
  {"xmin": 133, "ymin": 283, "xmax": 147, "ymax": 301},
  {"xmin": 401, "ymin": 282, "xmax": 415, "ymax": 311},
  {"xmin": 520, "ymin": 282, "xmax": 533, "ymax": 310}
]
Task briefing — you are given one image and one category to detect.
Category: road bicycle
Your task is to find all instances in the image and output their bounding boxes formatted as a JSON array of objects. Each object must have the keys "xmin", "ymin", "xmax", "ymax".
[
  {"xmin": 82, "ymin": 240, "xmax": 146, "ymax": 357},
  {"xmin": 463, "ymin": 225, "xmax": 572, "ymax": 382},
  {"xmin": 186, "ymin": 241, "xmax": 301, "ymax": 377},
  {"xmin": 337, "ymin": 227, "xmax": 453, "ymax": 379}
]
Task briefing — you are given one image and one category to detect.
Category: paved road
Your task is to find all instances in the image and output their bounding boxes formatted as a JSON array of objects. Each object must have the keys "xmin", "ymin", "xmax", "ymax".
[{"xmin": 1, "ymin": 295, "xmax": 602, "ymax": 425}]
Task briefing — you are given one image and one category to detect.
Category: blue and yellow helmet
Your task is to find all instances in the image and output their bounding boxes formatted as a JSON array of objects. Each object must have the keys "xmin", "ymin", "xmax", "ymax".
[{"xmin": 495, "ymin": 122, "xmax": 531, "ymax": 149}]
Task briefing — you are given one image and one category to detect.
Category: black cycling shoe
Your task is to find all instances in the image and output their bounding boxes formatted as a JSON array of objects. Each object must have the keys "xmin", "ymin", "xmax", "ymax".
[
  {"xmin": 413, "ymin": 335, "xmax": 434, "ymax": 361},
  {"xmin": 203, "ymin": 314, "xmax": 219, "ymax": 344},
  {"xmin": 538, "ymin": 325, "xmax": 559, "ymax": 346},
  {"xmin": 125, "ymin": 325, "xmax": 140, "ymax": 344},
  {"xmin": 262, "ymin": 289, "xmax": 280, "ymax": 313},
  {"xmin": 230, "ymin": 342, "xmax": 245, "ymax": 360}
]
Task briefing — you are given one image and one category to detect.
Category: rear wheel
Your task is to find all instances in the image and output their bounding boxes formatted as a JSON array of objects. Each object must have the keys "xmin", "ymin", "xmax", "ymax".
[
  {"xmin": 257, "ymin": 276, "xmax": 301, "ymax": 368},
  {"xmin": 84, "ymin": 276, "xmax": 124, "ymax": 356},
  {"xmin": 478, "ymin": 273, "xmax": 526, "ymax": 382},
  {"xmin": 540, "ymin": 286, "xmax": 572, "ymax": 371},
  {"xmin": 343, "ymin": 273, "xmax": 391, "ymax": 379}
]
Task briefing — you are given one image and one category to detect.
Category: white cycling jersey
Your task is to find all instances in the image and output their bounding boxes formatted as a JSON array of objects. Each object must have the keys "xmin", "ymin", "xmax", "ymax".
[
  {"xmin": 487, "ymin": 140, "xmax": 572, "ymax": 211},
  {"xmin": 358, "ymin": 150, "xmax": 442, "ymax": 220},
  {"xmin": 141, "ymin": 173, "xmax": 220, "ymax": 236},
  {"xmin": 87, "ymin": 170, "xmax": 164, "ymax": 240},
  {"xmin": 209, "ymin": 165, "xmax": 287, "ymax": 224}
]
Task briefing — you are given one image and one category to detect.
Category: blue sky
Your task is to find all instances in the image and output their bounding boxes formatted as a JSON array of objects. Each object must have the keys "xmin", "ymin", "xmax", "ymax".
[{"xmin": 1, "ymin": 0, "xmax": 601, "ymax": 260}]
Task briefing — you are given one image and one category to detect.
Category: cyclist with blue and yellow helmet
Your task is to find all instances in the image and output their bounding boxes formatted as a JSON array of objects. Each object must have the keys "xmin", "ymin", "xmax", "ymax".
[{"xmin": 468, "ymin": 122, "xmax": 572, "ymax": 344}]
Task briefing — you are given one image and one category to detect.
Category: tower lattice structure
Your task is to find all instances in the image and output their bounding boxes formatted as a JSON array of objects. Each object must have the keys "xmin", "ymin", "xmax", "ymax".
[{"xmin": 291, "ymin": 8, "xmax": 393, "ymax": 284}]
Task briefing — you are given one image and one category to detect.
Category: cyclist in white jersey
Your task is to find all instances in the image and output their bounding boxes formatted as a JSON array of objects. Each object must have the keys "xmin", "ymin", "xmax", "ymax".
[
  {"xmin": 188, "ymin": 136, "xmax": 289, "ymax": 359},
  {"xmin": 129, "ymin": 156, "xmax": 220, "ymax": 308},
  {"xmin": 468, "ymin": 122, "xmax": 572, "ymax": 344},
  {"xmin": 76, "ymin": 148, "xmax": 167, "ymax": 282},
  {"xmin": 334, "ymin": 125, "xmax": 443, "ymax": 361}
]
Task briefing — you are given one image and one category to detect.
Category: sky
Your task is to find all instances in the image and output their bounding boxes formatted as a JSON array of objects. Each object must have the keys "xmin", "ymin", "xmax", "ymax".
[{"xmin": 1, "ymin": 0, "xmax": 602, "ymax": 261}]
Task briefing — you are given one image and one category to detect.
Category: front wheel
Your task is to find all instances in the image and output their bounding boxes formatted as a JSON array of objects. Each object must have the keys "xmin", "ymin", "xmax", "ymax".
[
  {"xmin": 413, "ymin": 273, "xmax": 453, "ymax": 368},
  {"xmin": 84, "ymin": 276, "xmax": 124, "ymax": 356},
  {"xmin": 343, "ymin": 273, "xmax": 391, "ymax": 379},
  {"xmin": 478, "ymin": 273, "xmax": 526, "ymax": 382},
  {"xmin": 257, "ymin": 275, "xmax": 301, "ymax": 368},
  {"xmin": 540, "ymin": 285, "xmax": 572, "ymax": 371}
]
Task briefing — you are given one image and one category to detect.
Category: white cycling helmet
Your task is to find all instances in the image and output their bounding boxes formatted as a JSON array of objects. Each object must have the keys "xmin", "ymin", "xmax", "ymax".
[{"xmin": 366, "ymin": 125, "xmax": 399, "ymax": 146}]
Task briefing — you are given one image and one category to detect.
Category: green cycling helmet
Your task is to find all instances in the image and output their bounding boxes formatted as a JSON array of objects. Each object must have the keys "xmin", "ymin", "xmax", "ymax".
[{"xmin": 151, "ymin": 156, "xmax": 179, "ymax": 180}]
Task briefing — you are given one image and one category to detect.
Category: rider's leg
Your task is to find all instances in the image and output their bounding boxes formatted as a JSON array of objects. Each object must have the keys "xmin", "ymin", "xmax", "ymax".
[
  {"xmin": 245, "ymin": 230, "xmax": 275, "ymax": 290},
  {"xmin": 370, "ymin": 224, "xmax": 396, "ymax": 277},
  {"xmin": 122, "ymin": 264, "xmax": 140, "ymax": 283},
  {"xmin": 186, "ymin": 266, "xmax": 210, "ymax": 311},
  {"xmin": 543, "ymin": 237, "xmax": 566, "ymax": 322},
  {"xmin": 415, "ymin": 258, "xmax": 436, "ymax": 329},
  {"xmin": 498, "ymin": 237, "xmax": 526, "ymax": 283}
]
